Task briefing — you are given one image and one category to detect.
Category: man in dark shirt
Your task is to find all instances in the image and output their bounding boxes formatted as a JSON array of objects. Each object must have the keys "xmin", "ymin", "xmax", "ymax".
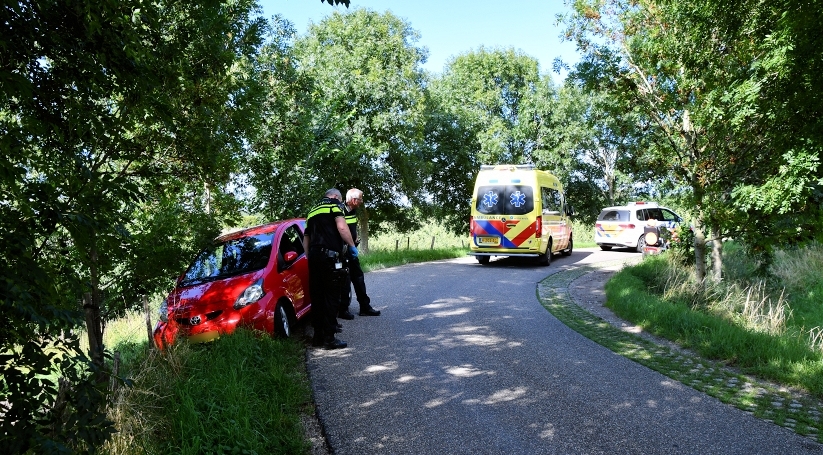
[
  {"xmin": 303, "ymin": 188, "xmax": 358, "ymax": 349},
  {"xmin": 339, "ymin": 188, "xmax": 381, "ymax": 319}
]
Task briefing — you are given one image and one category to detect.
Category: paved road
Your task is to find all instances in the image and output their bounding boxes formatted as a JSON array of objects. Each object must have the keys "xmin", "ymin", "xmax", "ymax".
[{"xmin": 306, "ymin": 248, "xmax": 822, "ymax": 454}]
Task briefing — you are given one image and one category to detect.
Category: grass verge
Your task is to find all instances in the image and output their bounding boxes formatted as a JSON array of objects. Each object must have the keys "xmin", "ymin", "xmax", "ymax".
[
  {"xmin": 606, "ymin": 258, "xmax": 823, "ymax": 395},
  {"xmin": 102, "ymin": 246, "xmax": 467, "ymax": 455},
  {"xmin": 537, "ymin": 258, "xmax": 823, "ymax": 444},
  {"xmin": 360, "ymin": 247, "xmax": 467, "ymax": 272},
  {"xmin": 104, "ymin": 330, "xmax": 312, "ymax": 454}
]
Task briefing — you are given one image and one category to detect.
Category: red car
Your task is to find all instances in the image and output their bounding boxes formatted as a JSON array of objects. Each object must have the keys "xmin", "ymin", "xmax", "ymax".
[{"xmin": 153, "ymin": 219, "xmax": 311, "ymax": 350}]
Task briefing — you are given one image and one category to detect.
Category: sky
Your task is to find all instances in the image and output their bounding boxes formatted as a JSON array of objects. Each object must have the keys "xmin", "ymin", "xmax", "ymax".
[{"xmin": 258, "ymin": 0, "xmax": 581, "ymax": 80}]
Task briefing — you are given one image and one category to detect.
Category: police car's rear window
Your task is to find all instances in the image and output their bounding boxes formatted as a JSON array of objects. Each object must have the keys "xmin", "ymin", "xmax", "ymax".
[
  {"xmin": 475, "ymin": 185, "xmax": 534, "ymax": 215},
  {"xmin": 598, "ymin": 210, "xmax": 630, "ymax": 221}
]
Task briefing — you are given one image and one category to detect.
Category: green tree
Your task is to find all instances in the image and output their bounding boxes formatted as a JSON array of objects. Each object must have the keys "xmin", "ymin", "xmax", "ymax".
[
  {"xmin": 287, "ymin": 8, "xmax": 430, "ymax": 247},
  {"xmin": 561, "ymin": 0, "xmax": 797, "ymax": 280},
  {"xmin": 547, "ymin": 84, "xmax": 642, "ymax": 224},
  {"xmin": 0, "ymin": 1, "xmax": 266, "ymax": 451},
  {"xmin": 436, "ymin": 48, "xmax": 546, "ymax": 165},
  {"xmin": 243, "ymin": 15, "xmax": 321, "ymax": 221},
  {"xmin": 705, "ymin": 0, "xmax": 823, "ymax": 255},
  {"xmin": 423, "ymin": 48, "xmax": 569, "ymax": 233}
]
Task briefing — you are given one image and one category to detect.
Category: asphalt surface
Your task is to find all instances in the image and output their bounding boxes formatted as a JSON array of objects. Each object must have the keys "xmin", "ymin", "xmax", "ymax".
[{"xmin": 306, "ymin": 248, "xmax": 823, "ymax": 454}]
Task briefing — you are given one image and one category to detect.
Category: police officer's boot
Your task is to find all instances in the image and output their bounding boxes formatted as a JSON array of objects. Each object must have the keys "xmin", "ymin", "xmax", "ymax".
[{"xmin": 324, "ymin": 336, "xmax": 347, "ymax": 350}]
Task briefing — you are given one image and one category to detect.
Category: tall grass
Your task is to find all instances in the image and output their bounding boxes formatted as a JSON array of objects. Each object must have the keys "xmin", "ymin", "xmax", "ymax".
[
  {"xmin": 771, "ymin": 242, "xmax": 823, "ymax": 330},
  {"xmin": 103, "ymin": 330, "xmax": 312, "ymax": 455},
  {"xmin": 606, "ymin": 242, "xmax": 823, "ymax": 397},
  {"xmin": 570, "ymin": 219, "xmax": 595, "ymax": 245}
]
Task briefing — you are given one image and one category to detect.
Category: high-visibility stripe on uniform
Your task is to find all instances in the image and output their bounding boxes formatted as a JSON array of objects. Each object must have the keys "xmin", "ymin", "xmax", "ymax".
[
  {"xmin": 306, "ymin": 200, "xmax": 346, "ymax": 252},
  {"xmin": 307, "ymin": 202, "xmax": 343, "ymax": 220},
  {"xmin": 342, "ymin": 206, "xmax": 359, "ymax": 242}
]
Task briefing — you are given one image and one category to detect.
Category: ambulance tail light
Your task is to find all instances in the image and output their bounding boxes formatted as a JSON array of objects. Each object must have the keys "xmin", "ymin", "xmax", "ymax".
[
  {"xmin": 470, "ymin": 216, "xmax": 477, "ymax": 236},
  {"xmin": 534, "ymin": 216, "xmax": 542, "ymax": 238}
]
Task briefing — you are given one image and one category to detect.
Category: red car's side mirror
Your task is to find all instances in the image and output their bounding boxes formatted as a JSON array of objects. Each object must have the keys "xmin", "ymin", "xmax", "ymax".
[{"xmin": 283, "ymin": 251, "xmax": 298, "ymax": 263}]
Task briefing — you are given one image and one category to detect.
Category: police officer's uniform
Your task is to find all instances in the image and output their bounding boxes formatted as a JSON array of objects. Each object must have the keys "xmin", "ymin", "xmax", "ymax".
[
  {"xmin": 305, "ymin": 197, "xmax": 349, "ymax": 349},
  {"xmin": 339, "ymin": 204, "xmax": 380, "ymax": 317}
]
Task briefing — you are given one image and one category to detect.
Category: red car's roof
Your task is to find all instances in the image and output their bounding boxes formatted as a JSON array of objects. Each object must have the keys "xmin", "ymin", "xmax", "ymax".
[{"xmin": 217, "ymin": 218, "xmax": 305, "ymax": 242}]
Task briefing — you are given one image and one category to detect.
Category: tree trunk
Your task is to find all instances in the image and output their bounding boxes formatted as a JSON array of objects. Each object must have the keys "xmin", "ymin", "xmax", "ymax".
[
  {"xmin": 204, "ymin": 182, "xmax": 211, "ymax": 214},
  {"xmin": 84, "ymin": 238, "xmax": 106, "ymax": 381},
  {"xmin": 144, "ymin": 295, "xmax": 155, "ymax": 349},
  {"xmin": 683, "ymin": 110, "xmax": 709, "ymax": 283},
  {"xmin": 360, "ymin": 206, "xmax": 370, "ymax": 253},
  {"xmin": 710, "ymin": 225, "xmax": 723, "ymax": 282},
  {"xmin": 83, "ymin": 293, "xmax": 103, "ymax": 366},
  {"xmin": 692, "ymin": 202, "xmax": 707, "ymax": 282},
  {"xmin": 693, "ymin": 226, "xmax": 707, "ymax": 282}
]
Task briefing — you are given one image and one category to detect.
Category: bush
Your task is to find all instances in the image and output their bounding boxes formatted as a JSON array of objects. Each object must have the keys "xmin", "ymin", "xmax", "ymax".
[{"xmin": 668, "ymin": 224, "xmax": 695, "ymax": 265}]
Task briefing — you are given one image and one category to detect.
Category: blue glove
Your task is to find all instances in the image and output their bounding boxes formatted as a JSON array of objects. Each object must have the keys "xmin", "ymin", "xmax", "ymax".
[{"xmin": 349, "ymin": 245, "xmax": 359, "ymax": 258}]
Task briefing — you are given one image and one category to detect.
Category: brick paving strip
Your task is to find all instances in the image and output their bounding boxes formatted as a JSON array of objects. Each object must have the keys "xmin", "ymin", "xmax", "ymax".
[{"xmin": 537, "ymin": 260, "xmax": 823, "ymax": 444}]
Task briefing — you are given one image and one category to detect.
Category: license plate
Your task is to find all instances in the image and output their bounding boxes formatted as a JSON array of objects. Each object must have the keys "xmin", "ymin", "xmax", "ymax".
[
  {"xmin": 477, "ymin": 236, "xmax": 499, "ymax": 245},
  {"xmin": 188, "ymin": 331, "xmax": 220, "ymax": 344}
]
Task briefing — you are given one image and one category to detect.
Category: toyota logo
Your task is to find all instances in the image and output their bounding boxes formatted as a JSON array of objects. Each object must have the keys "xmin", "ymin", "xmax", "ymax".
[{"xmin": 190, "ymin": 315, "xmax": 202, "ymax": 325}]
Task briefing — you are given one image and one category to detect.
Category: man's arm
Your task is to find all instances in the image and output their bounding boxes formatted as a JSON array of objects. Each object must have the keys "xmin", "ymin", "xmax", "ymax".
[
  {"xmin": 336, "ymin": 216, "xmax": 355, "ymax": 247},
  {"xmin": 303, "ymin": 233, "xmax": 311, "ymax": 256}
]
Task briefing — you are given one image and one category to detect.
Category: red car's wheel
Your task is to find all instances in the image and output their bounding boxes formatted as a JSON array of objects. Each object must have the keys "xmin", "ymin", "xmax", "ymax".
[{"xmin": 274, "ymin": 301, "xmax": 294, "ymax": 338}]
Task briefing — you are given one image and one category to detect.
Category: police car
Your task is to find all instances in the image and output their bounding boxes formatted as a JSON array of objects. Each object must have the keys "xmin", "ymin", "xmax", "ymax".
[{"xmin": 594, "ymin": 202, "xmax": 682, "ymax": 252}]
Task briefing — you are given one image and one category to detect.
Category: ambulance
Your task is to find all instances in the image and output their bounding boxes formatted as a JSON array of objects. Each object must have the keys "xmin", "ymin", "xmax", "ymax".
[{"xmin": 468, "ymin": 164, "xmax": 574, "ymax": 265}]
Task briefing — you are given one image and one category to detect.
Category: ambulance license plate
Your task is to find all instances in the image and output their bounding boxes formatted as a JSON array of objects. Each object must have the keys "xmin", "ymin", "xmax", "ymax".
[{"xmin": 477, "ymin": 236, "xmax": 499, "ymax": 245}]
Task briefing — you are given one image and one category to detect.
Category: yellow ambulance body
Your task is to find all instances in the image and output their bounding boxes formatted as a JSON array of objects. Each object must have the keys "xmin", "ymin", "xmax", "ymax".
[{"xmin": 468, "ymin": 164, "xmax": 574, "ymax": 265}]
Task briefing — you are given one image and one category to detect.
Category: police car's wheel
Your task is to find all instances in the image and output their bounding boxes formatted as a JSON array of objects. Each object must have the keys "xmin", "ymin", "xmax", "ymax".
[
  {"xmin": 599, "ymin": 245, "xmax": 612, "ymax": 251},
  {"xmin": 477, "ymin": 255, "xmax": 490, "ymax": 265},
  {"xmin": 636, "ymin": 234, "xmax": 647, "ymax": 253},
  {"xmin": 274, "ymin": 302, "xmax": 293, "ymax": 338}
]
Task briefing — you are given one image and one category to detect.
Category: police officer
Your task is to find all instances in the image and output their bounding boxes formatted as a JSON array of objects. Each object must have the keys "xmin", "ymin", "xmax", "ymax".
[
  {"xmin": 303, "ymin": 188, "xmax": 358, "ymax": 349},
  {"xmin": 339, "ymin": 188, "xmax": 381, "ymax": 319}
]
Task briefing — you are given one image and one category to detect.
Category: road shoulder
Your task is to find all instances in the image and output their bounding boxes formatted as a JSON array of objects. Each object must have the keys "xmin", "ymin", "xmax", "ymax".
[{"xmin": 538, "ymin": 259, "xmax": 823, "ymax": 446}]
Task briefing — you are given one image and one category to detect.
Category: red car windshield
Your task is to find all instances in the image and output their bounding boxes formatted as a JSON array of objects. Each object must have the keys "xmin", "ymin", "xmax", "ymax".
[{"xmin": 180, "ymin": 233, "xmax": 274, "ymax": 287}]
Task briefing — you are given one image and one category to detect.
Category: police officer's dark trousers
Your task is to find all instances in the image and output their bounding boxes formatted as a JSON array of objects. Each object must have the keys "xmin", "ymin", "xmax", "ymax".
[
  {"xmin": 340, "ymin": 255, "xmax": 370, "ymax": 312},
  {"xmin": 308, "ymin": 251, "xmax": 347, "ymax": 342}
]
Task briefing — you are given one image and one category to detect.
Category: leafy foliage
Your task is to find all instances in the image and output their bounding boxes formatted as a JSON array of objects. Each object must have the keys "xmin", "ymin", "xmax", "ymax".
[
  {"xmin": 561, "ymin": 0, "xmax": 823, "ymax": 279},
  {"xmin": 242, "ymin": 16, "xmax": 319, "ymax": 221},
  {"xmin": 423, "ymin": 48, "xmax": 578, "ymax": 232},
  {"xmin": 288, "ymin": 8, "xmax": 430, "ymax": 234},
  {"xmin": 1, "ymin": 0, "xmax": 266, "ymax": 451}
]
